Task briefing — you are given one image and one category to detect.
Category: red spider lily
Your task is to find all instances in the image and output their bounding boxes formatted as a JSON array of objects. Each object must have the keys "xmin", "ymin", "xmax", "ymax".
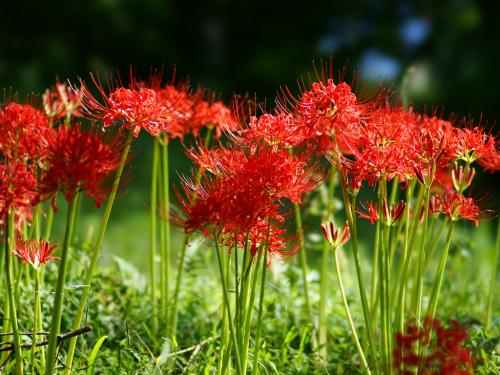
[
  {"xmin": 0, "ymin": 102, "xmax": 51, "ymax": 160},
  {"xmin": 438, "ymin": 192, "xmax": 483, "ymax": 226},
  {"xmin": 175, "ymin": 140, "xmax": 322, "ymax": 263},
  {"xmin": 154, "ymin": 83, "xmax": 195, "ymax": 138},
  {"xmin": 185, "ymin": 98, "xmax": 238, "ymax": 139},
  {"xmin": 356, "ymin": 199, "xmax": 405, "ymax": 225},
  {"xmin": 43, "ymin": 80, "xmax": 84, "ymax": 119},
  {"xmin": 345, "ymin": 107, "xmax": 421, "ymax": 187},
  {"xmin": 81, "ymin": 73, "xmax": 190, "ymax": 137},
  {"xmin": 0, "ymin": 163, "xmax": 38, "ymax": 219},
  {"xmin": 320, "ymin": 220, "xmax": 350, "ymax": 248},
  {"xmin": 393, "ymin": 317, "xmax": 474, "ymax": 374},
  {"xmin": 39, "ymin": 126, "xmax": 123, "ymax": 209},
  {"xmin": 477, "ymin": 146, "xmax": 500, "ymax": 173},
  {"xmin": 11, "ymin": 239, "xmax": 59, "ymax": 270},
  {"xmin": 277, "ymin": 61, "xmax": 383, "ymax": 153},
  {"xmin": 356, "ymin": 201, "xmax": 379, "ymax": 224},
  {"xmin": 450, "ymin": 122, "xmax": 496, "ymax": 164},
  {"xmin": 243, "ymin": 113, "xmax": 309, "ymax": 148}
]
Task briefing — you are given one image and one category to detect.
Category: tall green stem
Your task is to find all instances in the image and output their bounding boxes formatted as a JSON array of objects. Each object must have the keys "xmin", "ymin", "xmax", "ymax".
[
  {"xmin": 426, "ymin": 221, "xmax": 455, "ymax": 320},
  {"xmin": 251, "ymin": 234, "xmax": 269, "ymax": 375},
  {"xmin": 333, "ymin": 246, "xmax": 371, "ymax": 374},
  {"xmin": 392, "ymin": 183, "xmax": 414, "ymax": 333},
  {"xmin": 5, "ymin": 214, "xmax": 24, "ymax": 374},
  {"xmin": 63, "ymin": 129, "xmax": 134, "ymax": 374},
  {"xmin": 242, "ymin": 250, "xmax": 261, "ymax": 373},
  {"xmin": 31, "ymin": 269, "xmax": 43, "ymax": 373},
  {"xmin": 149, "ymin": 138, "xmax": 159, "ymax": 336},
  {"xmin": 44, "ymin": 193, "xmax": 79, "ymax": 375},
  {"xmin": 413, "ymin": 187, "xmax": 431, "ymax": 324},
  {"xmin": 294, "ymin": 203, "xmax": 314, "ymax": 325},
  {"xmin": 339, "ymin": 173, "xmax": 377, "ymax": 365},
  {"xmin": 214, "ymin": 235, "xmax": 242, "ymax": 375},
  {"xmin": 319, "ymin": 169, "xmax": 336, "ymax": 355},
  {"xmin": 393, "ymin": 184, "xmax": 424, "ymax": 326},
  {"xmin": 486, "ymin": 218, "xmax": 500, "ymax": 330},
  {"xmin": 161, "ymin": 136, "xmax": 171, "ymax": 332}
]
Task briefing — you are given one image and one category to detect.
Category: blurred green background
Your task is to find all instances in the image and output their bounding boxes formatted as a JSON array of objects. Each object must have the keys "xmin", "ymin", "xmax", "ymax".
[{"xmin": 1, "ymin": 0, "xmax": 498, "ymax": 270}]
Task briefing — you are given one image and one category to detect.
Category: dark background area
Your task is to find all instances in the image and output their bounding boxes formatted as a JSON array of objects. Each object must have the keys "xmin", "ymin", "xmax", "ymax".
[
  {"xmin": 1, "ymin": 0, "xmax": 498, "ymax": 266},
  {"xmin": 1, "ymin": 0, "xmax": 499, "ymax": 119}
]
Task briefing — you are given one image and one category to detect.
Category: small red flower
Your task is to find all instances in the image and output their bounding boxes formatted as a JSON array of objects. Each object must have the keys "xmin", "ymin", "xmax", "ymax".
[
  {"xmin": 438, "ymin": 192, "xmax": 482, "ymax": 226},
  {"xmin": 43, "ymin": 80, "xmax": 84, "ymax": 119},
  {"xmin": 11, "ymin": 239, "xmax": 59, "ymax": 269},
  {"xmin": 356, "ymin": 201, "xmax": 379, "ymax": 224},
  {"xmin": 40, "ymin": 126, "xmax": 123, "ymax": 208},
  {"xmin": 320, "ymin": 220, "xmax": 350, "ymax": 248},
  {"xmin": 450, "ymin": 123, "xmax": 496, "ymax": 164}
]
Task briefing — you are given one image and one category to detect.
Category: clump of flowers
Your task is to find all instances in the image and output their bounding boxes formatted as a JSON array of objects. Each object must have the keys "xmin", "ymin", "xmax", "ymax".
[{"xmin": 393, "ymin": 317, "xmax": 474, "ymax": 374}]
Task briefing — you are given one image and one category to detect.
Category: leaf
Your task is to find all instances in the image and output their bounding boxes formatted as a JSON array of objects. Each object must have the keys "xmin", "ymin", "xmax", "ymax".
[{"xmin": 87, "ymin": 335, "xmax": 108, "ymax": 375}]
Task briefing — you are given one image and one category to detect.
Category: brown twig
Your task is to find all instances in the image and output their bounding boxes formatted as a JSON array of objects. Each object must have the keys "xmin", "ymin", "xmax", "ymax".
[
  {"xmin": 0, "ymin": 326, "xmax": 92, "ymax": 352},
  {"xmin": 165, "ymin": 335, "xmax": 218, "ymax": 359}
]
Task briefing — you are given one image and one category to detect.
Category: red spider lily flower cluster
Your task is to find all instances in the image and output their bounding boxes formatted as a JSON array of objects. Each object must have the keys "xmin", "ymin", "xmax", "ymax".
[
  {"xmin": 356, "ymin": 199, "xmax": 405, "ymax": 226},
  {"xmin": 81, "ymin": 74, "xmax": 237, "ymax": 140},
  {"xmin": 43, "ymin": 81, "xmax": 84, "ymax": 120},
  {"xmin": 243, "ymin": 113, "xmax": 309, "ymax": 148},
  {"xmin": 11, "ymin": 239, "xmax": 59, "ymax": 270},
  {"xmin": 278, "ymin": 69, "xmax": 499, "ymax": 193},
  {"xmin": 321, "ymin": 221, "xmax": 351, "ymax": 248},
  {"xmin": 39, "ymin": 126, "xmax": 123, "ymax": 209},
  {"xmin": 0, "ymin": 102, "xmax": 52, "ymax": 160},
  {"xmin": 176, "ymin": 126, "xmax": 323, "ymax": 261},
  {"xmin": 432, "ymin": 192, "xmax": 483, "ymax": 227},
  {"xmin": 0, "ymin": 163, "xmax": 38, "ymax": 225},
  {"xmin": 393, "ymin": 317, "xmax": 474, "ymax": 375}
]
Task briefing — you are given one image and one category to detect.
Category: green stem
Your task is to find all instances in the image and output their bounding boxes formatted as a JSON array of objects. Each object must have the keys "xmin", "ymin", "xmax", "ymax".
[
  {"xmin": 5, "ymin": 214, "xmax": 24, "ymax": 374},
  {"xmin": 486, "ymin": 218, "xmax": 500, "ymax": 330},
  {"xmin": 378, "ymin": 180, "xmax": 391, "ymax": 374},
  {"xmin": 242, "ymin": 250, "xmax": 261, "ymax": 373},
  {"xmin": 423, "ymin": 219, "xmax": 447, "ymax": 273},
  {"xmin": 392, "ymin": 184, "xmax": 424, "ymax": 323},
  {"xmin": 234, "ymin": 237, "xmax": 240, "ymax": 347},
  {"xmin": 161, "ymin": 136, "xmax": 171, "ymax": 332},
  {"xmin": 149, "ymin": 137, "xmax": 159, "ymax": 336},
  {"xmin": 63, "ymin": 129, "xmax": 134, "ymax": 374},
  {"xmin": 370, "ymin": 220, "xmax": 380, "ymax": 312},
  {"xmin": 251, "ymin": 229, "xmax": 270, "ymax": 375},
  {"xmin": 319, "ymin": 169, "xmax": 336, "ymax": 355},
  {"xmin": 413, "ymin": 187, "xmax": 431, "ymax": 324},
  {"xmin": 217, "ymin": 248, "xmax": 231, "ymax": 375},
  {"xmin": 426, "ymin": 221, "xmax": 455, "ymax": 320},
  {"xmin": 44, "ymin": 193, "xmax": 79, "ymax": 375},
  {"xmin": 294, "ymin": 203, "xmax": 314, "ymax": 326},
  {"xmin": 333, "ymin": 246, "xmax": 372, "ymax": 374},
  {"xmin": 214, "ymin": 235, "xmax": 242, "ymax": 375},
  {"xmin": 31, "ymin": 269, "xmax": 41, "ymax": 374},
  {"xmin": 169, "ymin": 237, "xmax": 188, "ymax": 338},
  {"xmin": 392, "ymin": 183, "xmax": 414, "ymax": 333},
  {"xmin": 44, "ymin": 203, "xmax": 54, "ymax": 242},
  {"xmin": 339, "ymin": 173, "xmax": 377, "ymax": 366}
]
